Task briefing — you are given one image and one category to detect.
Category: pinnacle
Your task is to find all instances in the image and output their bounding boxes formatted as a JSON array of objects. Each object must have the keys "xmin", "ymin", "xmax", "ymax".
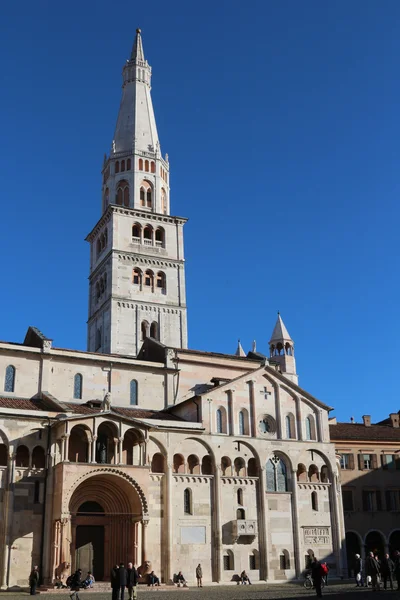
[
  {"xmin": 131, "ymin": 28, "xmax": 145, "ymax": 62},
  {"xmin": 269, "ymin": 314, "xmax": 293, "ymax": 344}
]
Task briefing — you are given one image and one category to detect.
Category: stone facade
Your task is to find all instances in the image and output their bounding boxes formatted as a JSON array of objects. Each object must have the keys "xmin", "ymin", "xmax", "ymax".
[
  {"xmin": 0, "ymin": 30, "xmax": 346, "ymax": 589},
  {"xmin": 330, "ymin": 414, "xmax": 400, "ymax": 574}
]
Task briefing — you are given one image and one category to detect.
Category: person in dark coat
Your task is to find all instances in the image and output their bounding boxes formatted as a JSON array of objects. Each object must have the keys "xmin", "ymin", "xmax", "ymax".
[
  {"xmin": 365, "ymin": 552, "xmax": 380, "ymax": 591},
  {"xmin": 354, "ymin": 554, "xmax": 363, "ymax": 587},
  {"xmin": 111, "ymin": 565, "xmax": 120, "ymax": 600},
  {"xmin": 69, "ymin": 569, "xmax": 82, "ymax": 600},
  {"xmin": 119, "ymin": 563, "xmax": 127, "ymax": 600},
  {"xmin": 394, "ymin": 551, "xmax": 400, "ymax": 590},
  {"xmin": 127, "ymin": 563, "xmax": 138, "ymax": 600},
  {"xmin": 29, "ymin": 566, "xmax": 40, "ymax": 596},
  {"xmin": 311, "ymin": 558, "xmax": 323, "ymax": 598},
  {"xmin": 381, "ymin": 553, "xmax": 395, "ymax": 590}
]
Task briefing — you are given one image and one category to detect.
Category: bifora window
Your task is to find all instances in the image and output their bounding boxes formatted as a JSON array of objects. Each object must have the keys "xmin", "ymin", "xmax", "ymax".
[{"xmin": 266, "ymin": 456, "xmax": 288, "ymax": 492}]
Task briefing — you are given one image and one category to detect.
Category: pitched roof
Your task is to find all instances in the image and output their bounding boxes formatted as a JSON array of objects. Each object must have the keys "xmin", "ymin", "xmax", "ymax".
[
  {"xmin": 64, "ymin": 403, "xmax": 186, "ymax": 422},
  {"xmin": 0, "ymin": 397, "xmax": 44, "ymax": 411},
  {"xmin": 330, "ymin": 422, "xmax": 400, "ymax": 442},
  {"xmin": 269, "ymin": 314, "xmax": 293, "ymax": 344}
]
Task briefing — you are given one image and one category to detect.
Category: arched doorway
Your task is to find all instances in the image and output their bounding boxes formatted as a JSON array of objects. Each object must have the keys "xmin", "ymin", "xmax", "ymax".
[
  {"xmin": 69, "ymin": 474, "xmax": 144, "ymax": 580},
  {"xmin": 389, "ymin": 531, "xmax": 400, "ymax": 557},
  {"xmin": 365, "ymin": 531, "xmax": 385, "ymax": 559},
  {"xmin": 346, "ymin": 532, "xmax": 362, "ymax": 577}
]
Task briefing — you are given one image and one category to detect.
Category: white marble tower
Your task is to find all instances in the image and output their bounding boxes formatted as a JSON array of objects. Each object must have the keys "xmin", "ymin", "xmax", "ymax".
[{"xmin": 86, "ymin": 29, "xmax": 188, "ymax": 356}]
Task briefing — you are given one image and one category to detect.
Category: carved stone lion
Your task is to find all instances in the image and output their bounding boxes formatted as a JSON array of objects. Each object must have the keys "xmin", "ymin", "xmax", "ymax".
[
  {"xmin": 101, "ymin": 392, "xmax": 112, "ymax": 412},
  {"xmin": 137, "ymin": 561, "xmax": 152, "ymax": 582}
]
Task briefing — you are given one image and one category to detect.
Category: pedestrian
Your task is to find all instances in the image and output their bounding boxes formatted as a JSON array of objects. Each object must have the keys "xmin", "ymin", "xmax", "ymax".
[
  {"xmin": 394, "ymin": 551, "xmax": 400, "ymax": 590},
  {"xmin": 119, "ymin": 563, "xmax": 127, "ymax": 600},
  {"xmin": 311, "ymin": 557, "xmax": 323, "ymax": 598},
  {"xmin": 148, "ymin": 571, "xmax": 160, "ymax": 587},
  {"xmin": 365, "ymin": 552, "xmax": 380, "ymax": 591},
  {"xmin": 381, "ymin": 553, "xmax": 394, "ymax": 590},
  {"xmin": 354, "ymin": 554, "xmax": 363, "ymax": 587},
  {"xmin": 28, "ymin": 566, "xmax": 40, "ymax": 596},
  {"xmin": 127, "ymin": 562, "xmax": 138, "ymax": 600},
  {"xmin": 195, "ymin": 564, "xmax": 203, "ymax": 588},
  {"xmin": 69, "ymin": 569, "xmax": 82, "ymax": 600},
  {"xmin": 111, "ymin": 565, "xmax": 120, "ymax": 600}
]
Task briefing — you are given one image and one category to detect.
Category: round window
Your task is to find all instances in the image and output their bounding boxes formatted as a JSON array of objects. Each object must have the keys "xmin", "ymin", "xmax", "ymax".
[{"xmin": 258, "ymin": 415, "xmax": 277, "ymax": 435}]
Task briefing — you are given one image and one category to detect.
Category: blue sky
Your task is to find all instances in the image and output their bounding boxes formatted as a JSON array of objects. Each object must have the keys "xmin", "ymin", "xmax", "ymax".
[{"xmin": 0, "ymin": 1, "xmax": 399, "ymax": 422}]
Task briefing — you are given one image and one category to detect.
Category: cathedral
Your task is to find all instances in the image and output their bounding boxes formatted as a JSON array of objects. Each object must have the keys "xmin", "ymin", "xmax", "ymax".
[{"xmin": 0, "ymin": 30, "xmax": 346, "ymax": 588}]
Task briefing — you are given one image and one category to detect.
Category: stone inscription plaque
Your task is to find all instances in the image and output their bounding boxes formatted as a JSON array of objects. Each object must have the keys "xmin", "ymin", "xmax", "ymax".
[{"xmin": 303, "ymin": 526, "xmax": 330, "ymax": 545}]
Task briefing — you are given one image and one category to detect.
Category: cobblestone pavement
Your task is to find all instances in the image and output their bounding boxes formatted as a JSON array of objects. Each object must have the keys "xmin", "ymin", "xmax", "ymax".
[{"xmin": 0, "ymin": 583, "xmax": 399, "ymax": 600}]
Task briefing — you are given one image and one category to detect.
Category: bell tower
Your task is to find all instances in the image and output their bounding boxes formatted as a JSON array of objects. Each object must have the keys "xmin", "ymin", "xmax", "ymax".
[
  {"xmin": 269, "ymin": 313, "xmax": 298, "ymax": 384},
  {"xmin": 86, "ymin": 30, "xmax": 188, "ymax": 356}
]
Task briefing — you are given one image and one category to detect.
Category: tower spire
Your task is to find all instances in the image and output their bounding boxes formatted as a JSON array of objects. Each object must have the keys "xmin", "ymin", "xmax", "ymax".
[
  {"xmin": 269, "ymin": 313, "xmax": 298, "ymax": 384},
  {"xmin": 235, "ymin": 339, "xmax": 246, "ymax": 357},
  {"xmin": 131, "ymin": 28, "xmax": 145, "ymax": 62}
]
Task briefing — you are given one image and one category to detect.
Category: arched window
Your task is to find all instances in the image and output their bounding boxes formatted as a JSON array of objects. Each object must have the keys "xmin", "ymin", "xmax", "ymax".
[
  {"xmin": 305, "ymin": 414, "xmax": 316, "ymax": 440},
  {"xmin": 4, "ymin": 365, "xmax": 15, "ymax": 393},
  {"xmin": 297, "ymin": 463, "xmax": 307, "ymax": 482},
  {"xmin": 145, "ymin": 160, "xmax": 149, "ymax": 172},
  {"xmin": 0, "ymin": 443, "xmax": 7, "ymax": 466},
  {"xmin": 121, "ymin": 160, "xmax": 125, "ymax": 172},
  {"xmin": 201, "ymin": 455, "xmax": 213, "ymax": 475},
  {"xmin": 140, "ymin": 181, "xmax": 152, "ymax": 208},
  {"xmin": 236, "ymin": 508, "xmax": 245, "ymax": 519},
  {"xmin": 143, "ymin": 226, "xmax": 153, "ymax": 245},
  {"xmin": 234, "ymin": 457, "xmax": 246, "ymax": 476},
  {"xmin": 311, "ymin": 491, "xmax": 318, "ymax": 511},
  {"xmin": 151, "ymin": 161, "xmax": 155, "ymax": 173},
  {"xmin": 130, "ymin": 380, "xmax": 138, "ymax": 405},
  {"xmin": 221, "ymin": 456, "xmax": 232, "ymax": 476},
  {"xmin": 139, "ymin": 158, "xmax": 143, "ymax": 170},
  {"xmin": 184, "ymin": 488, "xmax": 192, "ymax": 514},
  {"xmin": 266, "ymin": 457, "xmax": 288, "ymax": 492},
  {"xmin": 116, "ymin": 180, "xmax": 129, "ymax": 207},
  {"xmin": 248, "ymin": 457, "xmax": 258, "ymax": 476},
  {"xmin": 308, "ymin": 464, "xmax": 319, "ymax": 482},
  {"xmin": 239, "ymin": 411, "xmax": 245, "ymax": 435},
  {"xmin": 95, "ymin": 327, "xmax": 102, "ymax": 351},
  {"xmin": 223, "ymin": 550, "xmax": 234, "ymax": 571},
  {"xmin": 132, "ymin": 224, "xmax": 141, "ymax": 240},
  {"xmin": 286, "ymin": 413, "xmax": 296, "ymax": 439},
  {"xmin": 150, "ymin": 321, "xmax": 159, "ymax": 340},
  {"xmin": 237, "ymin": 488, "xmax": 243, "ymax": 505},
  {"xmin": 173, "ymin": 454, "xmax": 185, "ymax": 473},
  {"xmin": 15, "ymin": 445, "xmax": 29, "ymax": 467},
  {"xmin": 146, "ymin": 188, "xmax": 152, "ymax": 208},
  {"xmin": 103, "ymin": 188, "xmax": 109, "ymax": 211},
  {"xmin": 156, "ymin": 272, "xmax": 166, "ymax": 292},
  {"xmin": 155, "ymin": 228, "xmax": 165, "ymax": 247},
  {"xmin": 73, "ymin": 373, "xmax": 83, "ymax": 400},
  {"xmin": 188, "ymin": 454, "xmax": 200, "ymax": 474},
  {"xmin": 161, "ymin": 189, "xmax": 167, "ymax": 214},
  {"xmin": 127, "ymin": 159, "xmax": 131, "ymax": 170},
  {"xmin": 321, "ymin": 465, "xmax": 329, "ymax": 483},
  {"xmin": 151, "ymin": 453, "xmax": 165, "ymax": 473},
  {"xmin": 133, "ymin": 268, "xmax": 142, "ymax": 286},
  {"xmin": 115, "ymin": 161, "xmax": 120, "ymax": 174},
  {"xmin": 216, "ymin": 406, "xmax": 229, "ymax": 433},
  {"xmin": 140, "ymin": 187, "xmax": 145, "ymax": 206},
  {"xmin": 96, "ymin": 238, "xmax": 101, "ymax": 257},
  {"xmin": 141, "ymin": 320, "xmax": 149, "ymax": 340},
  {"xmin": 144, "ymin": 270, "xmax": 154, "ymax": 289},
  {"xmin": 32, "ymin": 446, "xmax": 45, "ymax": 469},
  {"xmin": 280, "ymin": 550, "xmax": 290, "ymax": 570}
]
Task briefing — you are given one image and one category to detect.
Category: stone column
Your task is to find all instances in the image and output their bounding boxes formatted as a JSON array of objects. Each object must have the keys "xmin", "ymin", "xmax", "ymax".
[
  {"xmin": 248, "ymin": 380, "xmax": 257, "ymax": 437},
  {"xmin": 330, "ymin": 475, "xmax": 346, "ymax": 577},
  {"xmin": 295, "ymin": 396, "xmax": 303, "ymax": 440},
  {"xmin": 274, "ymin": 383, "xmax": 283, "ymax": 439},
  {"xmin": 290, "ymin": 470, "xmax": 302, "ymax": 578},
  {"xmin": 91, "ymin": 436, "xmax": 97, "ymax": 464},
  {"xmin": 164, "ymin": 464, "xmax": 173, "ymax": 583},
  {"xmin": 113, "ymin": 439, "xmax": 118, "ymax": 465},
  {"xmin": 118, "ymin": 438, "xmax": 124, "ymax": 465},
  {"xmin": 227, "ymin": 390, "xmax": 234, "ymax": 435},
  {"xmin": 257, "ymin": 466, "xmax": 268, "ymax": 581},
  {"xmin": 64, "ymin": 435, "xmax": 70, "ymax": 462},
  {"xmin": 141, "ymin": 520, "xmax": 149, "ymax": 564},
  {"xmin": 212, "ymin": 464, "xmax": 222, "ymax": 582},
  {"xmin": 0, "ymin": 450, "xmax": 14, "ymax": 589}
]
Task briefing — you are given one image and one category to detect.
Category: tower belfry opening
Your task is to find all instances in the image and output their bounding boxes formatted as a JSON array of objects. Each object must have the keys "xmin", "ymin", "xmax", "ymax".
[{"xmin": 86, "ymin": 30, "xmax": 188, "ymax": 357}]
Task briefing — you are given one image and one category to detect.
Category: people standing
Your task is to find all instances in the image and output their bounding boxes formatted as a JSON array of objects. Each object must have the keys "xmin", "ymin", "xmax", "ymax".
[
  {"xmin": 111, "ymin": 565, "xmax": 120, "ymax": 600},
  {"xmin": 365, "ymin": 552, "xmax": 380, "ymax": 591},
  {"xmin": 119, "ymin": 563, "xmax": 127, "ymax": 600},
  {"xmin": 311, "ymin": 557, "xmax": 323, "ymax": 598},
  {"xmin": 195, "ymin": 564, "xmax": 203, "ymax": 588},
  {"xmin": 127, "ymin": 562, "xmax": 138, "ymax": 600},
  {"xmin": 354, "ymin": 554, "xmax": 363, "ymax": 587},
  {"xmin": 394, "ymin": 551, "xmax": 400, "ymax": 590},
  {"xmin": 381, "ymin": 553, "xmax": 394, "ymax": 590},
  {"xmin": 28, "ymin": 566, "xmax": 40, "ymax": 596},
  {"xmin": 69, "ymin": 569, "xmax": 82, "ymax": 600}
]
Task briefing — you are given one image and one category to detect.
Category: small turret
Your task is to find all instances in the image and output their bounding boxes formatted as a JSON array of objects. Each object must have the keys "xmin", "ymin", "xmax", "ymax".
[{"xmin": 269, "ymin": 312, "xmax": 298, "ymax": 384}]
